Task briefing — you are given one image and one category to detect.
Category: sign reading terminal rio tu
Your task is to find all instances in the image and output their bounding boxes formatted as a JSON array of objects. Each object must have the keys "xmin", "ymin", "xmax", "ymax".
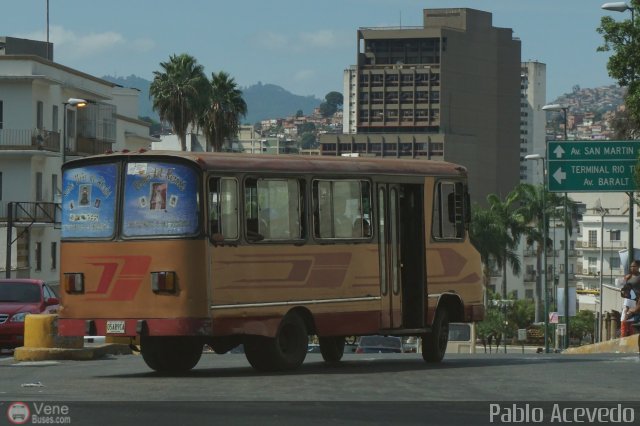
[{"xmin": 547, "ymin": 140, "xmax": 640, "ymax": 192}]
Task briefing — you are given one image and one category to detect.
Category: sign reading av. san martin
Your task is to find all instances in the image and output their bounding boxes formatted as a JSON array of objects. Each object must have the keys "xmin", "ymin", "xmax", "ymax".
[{"xmin": 547, "ymin": 141, "xmax": 640, "ymax": 192}]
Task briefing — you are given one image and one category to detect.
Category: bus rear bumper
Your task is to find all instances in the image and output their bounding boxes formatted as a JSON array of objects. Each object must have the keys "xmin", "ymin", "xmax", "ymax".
[{"xmin": 58, "ymin": 318, "xmax": 213, "ymax": 338}]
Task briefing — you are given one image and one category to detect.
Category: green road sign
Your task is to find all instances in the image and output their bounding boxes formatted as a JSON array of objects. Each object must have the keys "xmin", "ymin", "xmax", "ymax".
[{"xmin": 547, "ymin": 140, "xmax": 640, "ymax": 192}]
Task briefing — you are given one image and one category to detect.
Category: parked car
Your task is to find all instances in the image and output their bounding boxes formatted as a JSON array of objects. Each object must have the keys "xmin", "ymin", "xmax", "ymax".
[
  {"xmin": 0, "ymin": 279, "xmax": 60, "ymax": 349},
  {"xmin": 355, "ymin": 335, "xmax": 403, "ymax": 353},
  {"xmin": 307, "ymin": 343, "xmax": 321, "ymax": 353}
]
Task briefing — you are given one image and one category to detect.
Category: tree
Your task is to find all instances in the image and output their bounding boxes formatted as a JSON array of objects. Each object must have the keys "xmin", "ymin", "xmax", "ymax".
[
  {"xmin": 319, "ymin": 91, "xmax": 344, "ymax": 118},
  {"xmin": 610, "ymin": 106, "xmax": 640, "ymax": 140},
  {"xmin": 514, "ymin": 183, "xmax": 569, "ymax": 323},
  {"xmin": 298, "ymin": 122, "xmax": 316, "ymax": 134},
  {"xmin": 325, "ymin": 91, "xmax": 343, "ymax": 108},
  {"xmin": 299, "ymin": 132, "xmax": 316, "ymax": 149},
  {"xmin": 200, "ymin": 71, "xmax": 248, "ymax": 152},
  {"xmin": 296, "ymin": 109, "xmax": 304, "ymax": 117},
  {"xmin": 570, "ymin": 310, "xmax": 596, "ymax": 345},
  {"xmin": 150, "ymin": 53, "xmax": 209, "ymax": 151},
  {"xmin": 597, "ymin": 1, "xmax": 640, "ymax": 127},
  {"xmin": 469, "ymin": 190, "xmax": 525, "ymax": 301},
  {"xmin": 469, "ymin": 206, "xmax": 508, "ymax": 297},
  {"xmin": 487, "ymin": 191, "xmax": 526, "ymax": 298},
  {"xmin": 507, "ymin": 299, "xmax": 535, "ymax": 331}
]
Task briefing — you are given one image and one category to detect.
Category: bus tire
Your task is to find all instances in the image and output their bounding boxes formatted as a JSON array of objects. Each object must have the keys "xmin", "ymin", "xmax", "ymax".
[
  {"xmin": 422, "ymin": 308, "xmax": 449, "ymax": 363},
  {"xmin": 319, "ymin": 336, "xmax": 345, "ymax": 364},
  {"xmin": 244, "ymin": 313, "xmax": 308, "ymax": 371},
  {"xmin": 141, "ymin": 336, "xmax": 203, "ymax": 372}
]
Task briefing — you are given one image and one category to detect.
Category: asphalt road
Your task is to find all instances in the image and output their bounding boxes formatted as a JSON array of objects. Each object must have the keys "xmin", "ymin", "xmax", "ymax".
[{"xmin": 0, "ymin": 351, "xmax": 638, "ymax": 425}]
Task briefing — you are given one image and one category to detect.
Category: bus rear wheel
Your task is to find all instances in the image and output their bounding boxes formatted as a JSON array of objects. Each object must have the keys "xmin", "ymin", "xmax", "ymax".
[
  {"xmin": 422, "ymin": 308, "xmax": 449, "ymax": 363},
  {"xmin": 319, "ymin": 336, "xmax": 345, "ymax": 364},
  {"xmin": 141, "ymin": 336, "xmax": 203, "ymax": 372},
  {"xmin": 244, "ymin": 313, "xmax": 308, "ymax": 371}
]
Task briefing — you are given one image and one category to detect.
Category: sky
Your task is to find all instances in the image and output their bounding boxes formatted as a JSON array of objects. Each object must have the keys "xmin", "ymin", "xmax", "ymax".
[{"xmin": 1, "ymin": 0, "xmax": 626, "ymax": 101}]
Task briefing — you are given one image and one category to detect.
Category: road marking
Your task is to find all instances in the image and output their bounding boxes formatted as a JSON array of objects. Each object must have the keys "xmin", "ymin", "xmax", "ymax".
[{"xmin": 12, "ymin": 361, "xmax": 60, "ymax": 367}]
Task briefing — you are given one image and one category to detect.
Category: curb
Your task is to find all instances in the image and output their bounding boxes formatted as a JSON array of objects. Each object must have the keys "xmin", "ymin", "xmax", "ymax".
[
  {"xmin": 563, "ymin": 335, "xmax": 640, "ymax": 354},
  {"xmin": 13, "ymin": 344, "xmax": 133, "ymax": 362}
]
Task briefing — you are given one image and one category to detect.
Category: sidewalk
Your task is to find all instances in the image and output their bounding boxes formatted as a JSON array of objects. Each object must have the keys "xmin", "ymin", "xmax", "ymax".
[{"xmin": 563, "ymin": 334, "xmax": 639, "ymax": 354}]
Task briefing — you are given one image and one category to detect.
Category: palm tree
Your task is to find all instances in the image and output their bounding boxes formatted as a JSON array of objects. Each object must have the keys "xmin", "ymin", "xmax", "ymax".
[
  {"xmin": 514, "ymin": 183, "xmax": 567, "ymax": 322},
  {"xmin": 150, "ymin": 54, "xmax": 209, "ymax": 151},
  {"xmin": 486, "ymin": 191, "xmax": 526, "ymax": 299},
  {"xmin": 200, "ymin": 71, "xmax": 248, "ymax": 152},
  {"xmin": 469, "ymin": 201, "xmax": 521, "ymax": 301}
]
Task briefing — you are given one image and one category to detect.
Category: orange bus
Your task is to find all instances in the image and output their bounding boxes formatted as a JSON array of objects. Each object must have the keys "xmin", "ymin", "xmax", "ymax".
[{"xmin": 58, "ymin": 151, "xmax": 484, "ymax": 372}]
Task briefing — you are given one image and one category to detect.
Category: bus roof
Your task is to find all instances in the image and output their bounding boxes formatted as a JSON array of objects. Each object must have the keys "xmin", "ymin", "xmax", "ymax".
[{"xmin": 67, "ymin": 151, "xmax": 468, "ymax": 178}]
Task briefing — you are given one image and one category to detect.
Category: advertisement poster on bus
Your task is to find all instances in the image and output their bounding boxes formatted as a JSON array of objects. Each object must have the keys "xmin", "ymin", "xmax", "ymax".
[
  {"xmin": 61, "ymin": 163, "xmax": 118, "ymax": 238},
  {"xmin": 122, "ymin": 162, "xmax": 199, "ymax": 236}
]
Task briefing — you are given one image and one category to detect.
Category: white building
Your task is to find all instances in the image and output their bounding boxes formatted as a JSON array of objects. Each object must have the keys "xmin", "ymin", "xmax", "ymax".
[
  {"xmin": 520, "ymin": 61, "xmax": 547, "ymax": 184},
  {"xmin": 342, "ymin": 66, "xmax": 357, "ymax": 134},
  {"xmin": 0, "ymin": 37, "xmax": 155, "ymax": 288}
]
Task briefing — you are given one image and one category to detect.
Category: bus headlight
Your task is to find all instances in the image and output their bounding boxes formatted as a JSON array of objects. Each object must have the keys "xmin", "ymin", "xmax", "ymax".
[
  {"xmin": 64, "ymin": 273, "xmax": 84, "ymax": 294},
  {"xmin": 151, "ymin": 271, "xmax": 177, "ymax": 294}
]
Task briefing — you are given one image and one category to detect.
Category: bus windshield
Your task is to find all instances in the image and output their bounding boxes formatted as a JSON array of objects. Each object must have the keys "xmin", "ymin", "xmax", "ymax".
[
  {"xmin": 61, "ymin": 163, "xmax": 118, "ymax": 239},
  {"xmin": 122, "ymin": 161, "xmax": 200, "ymax": 237}
]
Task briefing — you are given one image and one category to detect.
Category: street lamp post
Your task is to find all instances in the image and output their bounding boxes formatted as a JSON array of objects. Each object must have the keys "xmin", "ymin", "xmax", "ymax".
[
  {"xmin": 525, "ymin": 153, "xmax": 550, "ymax": 353},
  {"xmin": 62, "ymin": 98, "xmax": 88, "ymax": 165},
  {"xmin": 601, "ymin": 1, "xmax": 636, "ymax": 271},
  {"xmin": 596, "ymin": 204, "xmax": 609, "ymax": 342},
  {"xmin": 542, "ymin": 103, "xmax": 571, "ymax": 349}
]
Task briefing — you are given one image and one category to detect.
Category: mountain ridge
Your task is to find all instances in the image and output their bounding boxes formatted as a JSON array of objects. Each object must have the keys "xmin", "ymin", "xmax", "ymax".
[{"xmin": 101, "ymin": 75, "xmax": 322, "ymax": 124}]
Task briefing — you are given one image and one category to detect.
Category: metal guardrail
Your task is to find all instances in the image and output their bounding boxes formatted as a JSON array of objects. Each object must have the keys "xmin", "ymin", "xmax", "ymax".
[
  {"xmin": 576, "ymin": 240, "xmax": 627, "ymax": 249},
  {"xmin": 0, "ymin": 129, "xmax": 61, "ymax": 152},
  {"xmin": 4, "ymin": 202, "xmax": 59, "ymax": 223}
]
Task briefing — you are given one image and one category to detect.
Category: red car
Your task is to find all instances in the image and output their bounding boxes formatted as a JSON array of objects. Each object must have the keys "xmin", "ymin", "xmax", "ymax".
[{"xmin": 0, "ymin": 279, "xmax": 60, "ymax": 349}]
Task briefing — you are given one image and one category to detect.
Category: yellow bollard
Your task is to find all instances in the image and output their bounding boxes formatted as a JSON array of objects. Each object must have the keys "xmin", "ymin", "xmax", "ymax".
[{"xmin": 23, "ymin": 314, "xmax": 83, "ymax": 349}]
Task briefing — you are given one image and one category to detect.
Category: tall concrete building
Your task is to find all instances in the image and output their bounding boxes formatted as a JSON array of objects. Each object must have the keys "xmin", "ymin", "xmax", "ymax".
[
  {"xmin": 322, "ymin": 8, "xmax": 522, "ymax": 203},
  {"xmin": 519, "ymin": 61, "xmax": 547, "ymax": 184}
]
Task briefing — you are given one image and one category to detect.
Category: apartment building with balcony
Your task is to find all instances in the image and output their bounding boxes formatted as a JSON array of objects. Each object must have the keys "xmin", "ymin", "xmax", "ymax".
[
  {"xmin": 575, "ymin": 204, "xmax": 628, "ymax": 290},
  {"xmin": 321, "ymin": 8, "xmax": 521, "ymax": 205},
  {"xmin": 0, "ymin": 37, "xmax": 155, "ymax": 286}
]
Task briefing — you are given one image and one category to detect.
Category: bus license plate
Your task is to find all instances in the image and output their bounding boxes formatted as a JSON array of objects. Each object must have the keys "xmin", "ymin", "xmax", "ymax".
[{"xmin": 106, "ymin": 321, "xmax": 125, "ymax": 334}]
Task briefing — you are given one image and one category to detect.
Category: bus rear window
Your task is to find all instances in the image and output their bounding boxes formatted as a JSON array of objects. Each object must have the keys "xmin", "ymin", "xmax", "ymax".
[
  {"xmin": 61, "ymin": 163, "xmax": 118, "ymax": 239},
  {"xmin": 122, "ymin": 162, "xmax": 200, "ymax": 237}
]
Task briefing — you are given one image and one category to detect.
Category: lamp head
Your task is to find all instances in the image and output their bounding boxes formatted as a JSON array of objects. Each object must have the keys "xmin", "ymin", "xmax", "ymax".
[
  {"xmin": 542, "ymin": 103, "xmax": 569, "ymax": 112},
  {"xmin": 66, "ymin": 98, "xmax": 88, "ymax": 108},
  {"xmin": 601, "ymin": 2, "xmax": 632, "ymax": 12},
  {"xmin": 524, "ymin": 153, "xmax": 545, "ymax": 161}
]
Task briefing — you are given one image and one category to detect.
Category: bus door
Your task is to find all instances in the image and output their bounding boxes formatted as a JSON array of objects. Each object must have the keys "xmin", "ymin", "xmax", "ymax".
[
  {"xmin": 377, "ymin": 184, "xmax": 402, "ymax": 329},
  {"xmin": 378, "ymin": 184, "xmax": 425, "ymax": 330}
]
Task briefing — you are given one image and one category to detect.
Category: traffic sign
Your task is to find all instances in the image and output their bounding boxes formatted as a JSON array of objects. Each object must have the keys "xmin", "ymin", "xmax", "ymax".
[{"xmin": 547, "ymin": 140, "xmax": 640, "ymax": 192}]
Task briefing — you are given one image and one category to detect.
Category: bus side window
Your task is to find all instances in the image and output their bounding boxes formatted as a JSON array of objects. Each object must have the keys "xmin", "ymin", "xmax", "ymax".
[
  {"xmin": 208, "ymin": 177, "xmax": 238, "ymax": 240},
  {"xmin": 434, "ymin": 181, "xmax": 464, "ymax": 240},
  {"xmin": 245, "ymin": 178, "xmax": 303, "ymax": 241},
  {"xmin": 313, "ymin": 179, "xmax": 371, "ymax": 239}
]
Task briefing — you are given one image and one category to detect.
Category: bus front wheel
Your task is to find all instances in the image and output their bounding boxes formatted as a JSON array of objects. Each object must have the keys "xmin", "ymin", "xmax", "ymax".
[
  {"xmin": 319, "ymin": 336, "xmax": 345, "ymax": 364},
  {"xmin": 245, "ymin": 313, "xmax": 308, "ymax": 371},
  {"xmin": 141, "ymin": 336, "xmax": 203, "ymax": 372},
  {"xmin": 422, "ymin": 309, "xmax": 449, "ymax": 363}
]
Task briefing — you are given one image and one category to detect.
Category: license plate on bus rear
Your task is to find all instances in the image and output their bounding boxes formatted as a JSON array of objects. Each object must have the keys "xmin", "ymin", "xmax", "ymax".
[{"xmin": 106, "ymin": 321, "xmax": 125, "ymax": 334}]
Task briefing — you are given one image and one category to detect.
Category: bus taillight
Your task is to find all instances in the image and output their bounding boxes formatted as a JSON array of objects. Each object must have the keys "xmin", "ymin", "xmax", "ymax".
[
  {"xmin": 64, "ymin": 273, "xmax": 84, "ymax": 294},
  {"xmin": 151, "ymin": 271, "xmax": 177, "ymax": 294}
]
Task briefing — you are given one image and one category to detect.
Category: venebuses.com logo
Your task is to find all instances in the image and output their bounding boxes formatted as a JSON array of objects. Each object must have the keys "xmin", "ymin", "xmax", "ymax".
[
  {"xmin": 6, "ymin": 402, "xmax": 30, "ymax": 425},
  {"xmin": 6, "ymin": 401, "xmax": 71, "ymax": 424}
]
